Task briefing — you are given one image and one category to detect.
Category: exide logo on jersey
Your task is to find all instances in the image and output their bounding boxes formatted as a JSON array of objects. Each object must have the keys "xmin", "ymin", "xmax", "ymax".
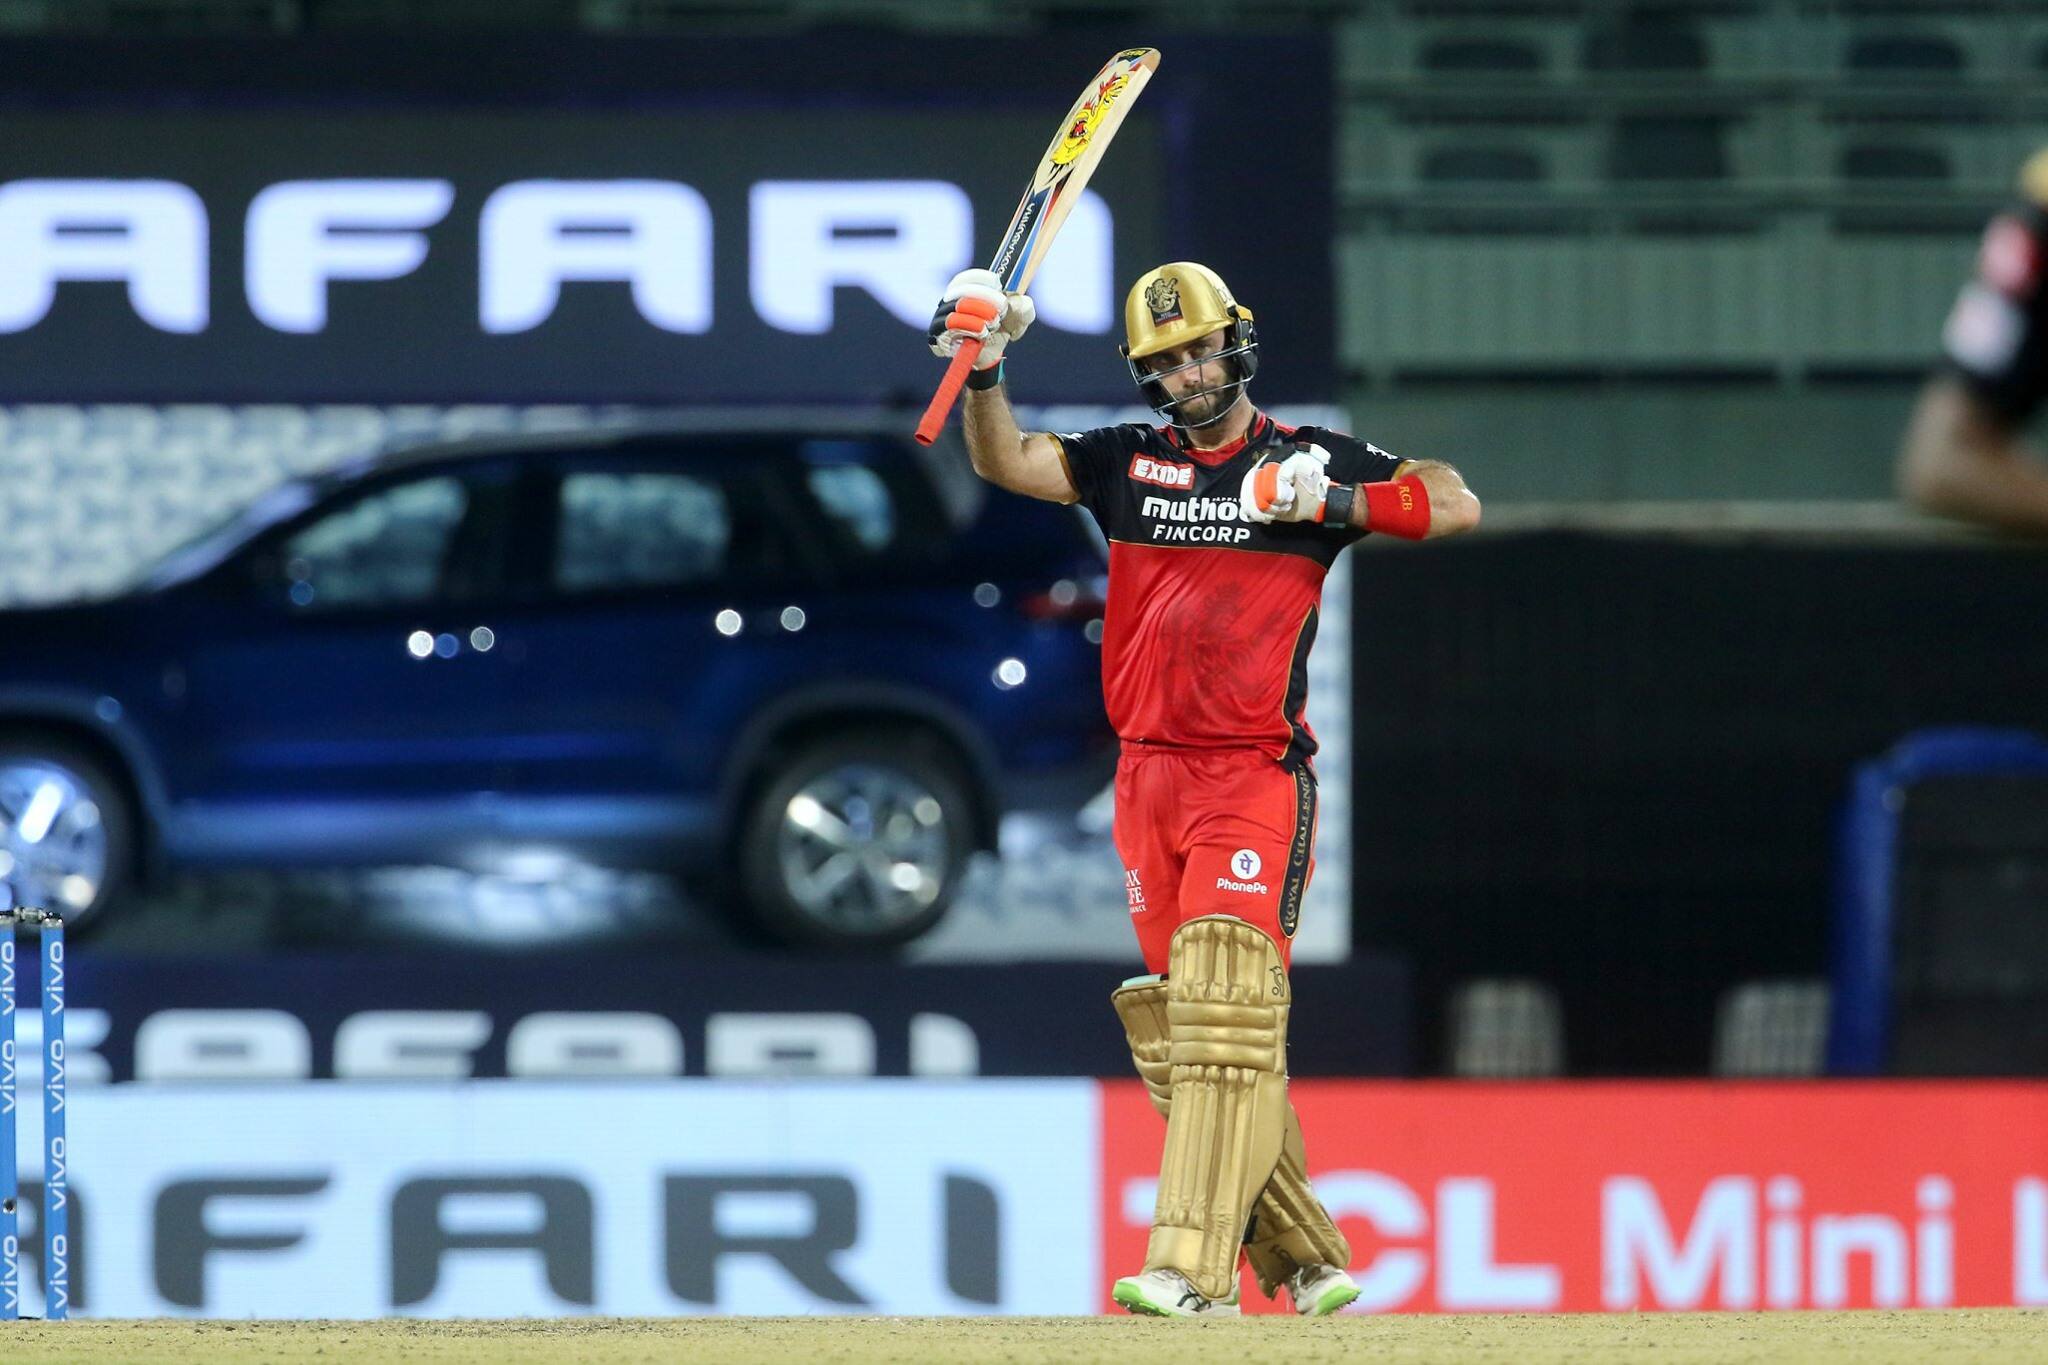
[{"xmin": 1129, "ymin": 455, "xmax": 1195, "ymax": 489}]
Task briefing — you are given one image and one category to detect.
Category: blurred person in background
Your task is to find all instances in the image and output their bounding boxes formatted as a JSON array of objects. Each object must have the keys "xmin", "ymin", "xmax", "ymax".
[
  {"xmin": 927, "ymin": 261, "xmax": 1479, "ymax": 1317},
  {"xmin": 1900, "ymin": 149, "xmax": 2048, "ymax": 533}
]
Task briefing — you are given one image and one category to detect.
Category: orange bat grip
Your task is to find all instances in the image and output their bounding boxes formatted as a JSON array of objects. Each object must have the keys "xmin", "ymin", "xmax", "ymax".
[{"xmin": 914, "ymin": 337, "xmax": 985, "ymax": 445}]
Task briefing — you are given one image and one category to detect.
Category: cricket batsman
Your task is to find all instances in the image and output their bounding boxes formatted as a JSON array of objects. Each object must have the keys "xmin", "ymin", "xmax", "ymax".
[
  {"xmin": 930, "ymin": 261, "xmax": 1481, "ymax": 1316},
  {"xmin": 1899, "ymin": 147, "xmax": 2048, "ymax": 532}
]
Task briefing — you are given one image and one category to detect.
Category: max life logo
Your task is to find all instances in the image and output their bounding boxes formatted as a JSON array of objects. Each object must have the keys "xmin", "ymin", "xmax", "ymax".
[{"xmin": 1099, "ymin": 1082, "xmax": 2048, "ymax": 1313}]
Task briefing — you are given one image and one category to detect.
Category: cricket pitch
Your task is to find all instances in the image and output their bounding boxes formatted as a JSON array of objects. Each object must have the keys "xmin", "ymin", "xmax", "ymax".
[{"xmin": 4, "ymin": 1310, "xmax": 2046, "ymax": 1364}]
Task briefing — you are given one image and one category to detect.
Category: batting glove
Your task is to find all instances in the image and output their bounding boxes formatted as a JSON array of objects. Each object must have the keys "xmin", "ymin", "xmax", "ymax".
[
  {"xmin": 928, "ymin": 268, "xmax": 1037, "ymax": 370},
  {"xmin": 1240, "ymin": 446, "xmax": 1332, "ymax": 524}
]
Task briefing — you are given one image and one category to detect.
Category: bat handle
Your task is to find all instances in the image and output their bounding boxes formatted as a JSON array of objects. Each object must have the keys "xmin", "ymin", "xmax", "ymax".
[{"xmin": 914, "ymin": 337, "xmax": 985, "ymax": 445}]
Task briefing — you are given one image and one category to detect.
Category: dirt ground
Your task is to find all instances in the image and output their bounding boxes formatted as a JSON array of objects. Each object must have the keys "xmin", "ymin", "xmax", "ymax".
[{"xmin": 4, "ymin": 1310, "xmax": 2046, "ymax": 1365}]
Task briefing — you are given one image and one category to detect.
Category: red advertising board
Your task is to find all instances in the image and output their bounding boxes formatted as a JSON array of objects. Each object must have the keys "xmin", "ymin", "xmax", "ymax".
[{"xmin": 1100, "ymin": 1081, "xmax": 2048, "ymax": 1315}]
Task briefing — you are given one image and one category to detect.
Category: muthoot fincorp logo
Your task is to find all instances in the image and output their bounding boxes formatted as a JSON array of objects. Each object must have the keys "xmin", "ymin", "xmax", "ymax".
[{"xmin": 1141, "ymin": 494, "xmax": 1252, "ymax": 543}]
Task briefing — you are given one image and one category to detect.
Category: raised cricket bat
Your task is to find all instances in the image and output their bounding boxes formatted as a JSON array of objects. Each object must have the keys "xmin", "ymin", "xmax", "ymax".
[{"xmin": 914, "ymin": 47, "xmax": 1160, "ymax": 445}]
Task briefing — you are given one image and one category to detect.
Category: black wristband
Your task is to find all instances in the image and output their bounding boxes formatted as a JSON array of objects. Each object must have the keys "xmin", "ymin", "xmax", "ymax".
[
  {"xmin": 963, "ymin": 360, "xmax": 1005, "ymax": 391},
  {"xmin": 1322, "ymin": 482, "xmax": 1357, "ymax": 526}
]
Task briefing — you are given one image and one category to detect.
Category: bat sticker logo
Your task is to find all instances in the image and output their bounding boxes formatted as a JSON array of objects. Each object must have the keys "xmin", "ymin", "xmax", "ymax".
[{"xmin": 1050, "ymin": 71, "xmax": 1131, "ymax": 167}]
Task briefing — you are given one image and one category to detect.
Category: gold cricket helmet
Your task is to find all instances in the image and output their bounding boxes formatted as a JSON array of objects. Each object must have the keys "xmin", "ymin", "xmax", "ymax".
[
  {"xmin": 1120, "ymin": 262, "xmax": 1261, "ymax": 428},
  {"xmin": 2024, "ymin": 147, "xmax": 2048, "ymax": 208},
  {"xmin": 1122, "ymin": 262, "xmax": 1254, "ymax": 361}
]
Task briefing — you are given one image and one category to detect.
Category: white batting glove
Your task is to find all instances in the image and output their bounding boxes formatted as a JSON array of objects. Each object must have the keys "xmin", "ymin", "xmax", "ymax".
[
  {"xmin": 1240, "ymin": 447, "xmax": 1332, "ymax": 524},
  {"xmin": 1286, "ymin": 443, "xmax": 1334, "ymax": 518},
  {"xmin": 927, "ymin": 268, "xmax": 1036, "ymax": 370}
]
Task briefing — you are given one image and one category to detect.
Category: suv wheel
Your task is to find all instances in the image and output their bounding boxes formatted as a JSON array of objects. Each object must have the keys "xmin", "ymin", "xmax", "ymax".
[
  {"xmin": 0, "ymin": 737, "xmax": 132, "ymax": 936},
  {"xmin": 740, "ymin": 737, "xmax": 974, "ymax": 949}
]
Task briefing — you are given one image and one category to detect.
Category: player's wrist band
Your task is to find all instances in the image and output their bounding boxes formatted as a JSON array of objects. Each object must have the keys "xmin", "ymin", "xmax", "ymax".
[
  {"xmin": 964, "ymin": 360, "xmax": 1005, "ymax": 391},
  {"xmin": 1361, "ymin": 475, "xmax": 1432, "ymax": 539},
  {"xmin": 1317, "ymin": 483, "xmax": 1357, "ymax": 526}
]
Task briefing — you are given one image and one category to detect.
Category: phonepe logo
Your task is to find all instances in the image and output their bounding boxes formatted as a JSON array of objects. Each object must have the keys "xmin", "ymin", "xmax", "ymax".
[{"xmin": 0, "ymin": 179, "xmax": 1116, "ymax": 337}]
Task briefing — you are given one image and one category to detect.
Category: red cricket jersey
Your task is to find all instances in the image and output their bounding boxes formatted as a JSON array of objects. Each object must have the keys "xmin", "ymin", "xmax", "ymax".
[{"xmin": 1051, "ymin": 411, "xmax": 1403, "ymax": 768}]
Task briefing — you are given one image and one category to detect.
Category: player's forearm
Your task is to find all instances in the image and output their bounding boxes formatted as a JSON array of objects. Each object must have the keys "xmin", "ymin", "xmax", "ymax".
[
  {"xmin": 957, "ymin": 375, "xmax": 1080, "ymax": 503},
  {"xmin": 961, "ymin": 383, "xmax": 1030, "ymax": 487},
  {"xmin": 1327, "ymin": 460, "xmax": 1481, "ymax": 540},
  {"xmin": 1398, "ymin": 461, "xmax": 1481, "ymax": 538},
  {"xmin": 1898, "ymin": 378, "xmax": 2048, "ymax": 535}
]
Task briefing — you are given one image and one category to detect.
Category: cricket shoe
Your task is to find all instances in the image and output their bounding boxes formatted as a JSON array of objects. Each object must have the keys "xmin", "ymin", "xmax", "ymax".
[
  {"xmin": 1112, "ymin": 1269, "xmax": 1242, "ymax": 1318},
  {"xmin": 1287, "ymin": 1262, "xmax": 1361, "ymax": 1317}
]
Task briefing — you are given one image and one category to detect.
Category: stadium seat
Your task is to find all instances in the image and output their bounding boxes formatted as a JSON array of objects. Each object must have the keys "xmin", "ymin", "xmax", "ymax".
[
  {"xmin": 1420, "ymin": 38, "xmax": 1543, "ymax": 74},
  {"xmin": 1583, "ymin": 17, "xmax": 1707, "ymax": 72},
  {"xmin": 1420, "ymin": 145, "xmax": 1547, "ymax": 184},
  {"xmin": 1845, "ymin": 33, "xmax": 1965, "ymax": 76},
  {"xmin": 1713, "ymin": 980, "xmax": 1831, "ymax": 1076},
  {"xmin": 1839, "ymin": 143, "xmax": 1952, "ymax": 181},
  {"xmin": 1445, "ymin": 979, "xmax": 1565, "ymax": 1078},
  {"xmin": 1610, "ymin": 117, "xmax": 1727, "ymax": 180}
]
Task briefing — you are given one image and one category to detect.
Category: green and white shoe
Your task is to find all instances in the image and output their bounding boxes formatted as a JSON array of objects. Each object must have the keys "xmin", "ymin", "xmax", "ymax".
[
  {"xmin": 1287, "ymin": 1263, "xmax": 1361, "ymax": 1317},
  {"xmin": 1112, "ymin": 1268, "xmax": 1242, "ymax": 1318}
]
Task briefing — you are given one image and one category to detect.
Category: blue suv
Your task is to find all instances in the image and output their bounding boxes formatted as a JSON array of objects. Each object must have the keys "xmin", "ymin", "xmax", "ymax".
[{"xmin": 0, "ymin": 417, "xmax": 1112, "ymax": 947}]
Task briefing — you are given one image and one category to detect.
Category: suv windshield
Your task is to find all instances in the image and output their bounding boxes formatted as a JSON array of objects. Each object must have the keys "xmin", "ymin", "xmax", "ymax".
[{"xmin": 132, "ymin": 476, "xmax": 331, "ymax": 592}]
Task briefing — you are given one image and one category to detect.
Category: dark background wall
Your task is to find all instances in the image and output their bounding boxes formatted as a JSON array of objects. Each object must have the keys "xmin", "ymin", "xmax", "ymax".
[{"xmin": 1351, "ymin": 526, "xmax": 2048, "ymax": 1073}]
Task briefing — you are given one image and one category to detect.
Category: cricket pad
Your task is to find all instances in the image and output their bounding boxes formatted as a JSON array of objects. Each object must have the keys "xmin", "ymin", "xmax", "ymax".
[
  {"xmin": 1113, "ymin": 971, "xmax": 1351, "ymax": 1299},
  {"xmin": 1140, "ymin": 915, "xmax": 1292, "ymax": 1301}
]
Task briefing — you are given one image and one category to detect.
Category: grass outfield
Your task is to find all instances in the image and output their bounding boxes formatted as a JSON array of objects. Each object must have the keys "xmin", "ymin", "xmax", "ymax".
[{"xmin": 2, "ymin": 1312, "xmax": 2045, "ymax": 1364}]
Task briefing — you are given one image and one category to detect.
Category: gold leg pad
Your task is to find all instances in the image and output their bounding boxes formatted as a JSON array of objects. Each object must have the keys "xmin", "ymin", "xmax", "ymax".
[
  {"xmin": 1141, "ymin": 916, "xmax": 1291, "ymax": 1301},
  {"xmin": 1113, "ymin": 972, "xmax": 1352, "ymax": 1298},
  {"xmin": 1243, "ymin": 1105, "xmax": 1353, "ymax": 1298},
  {"xmin": 1111, "ymin": 974, "xmax": 1174, "ymax": 1116}
]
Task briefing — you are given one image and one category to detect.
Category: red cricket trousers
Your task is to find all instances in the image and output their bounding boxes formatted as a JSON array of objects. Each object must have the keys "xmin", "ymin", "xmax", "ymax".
[{"xmin": 1112, "ymin": 743, "xmax": 1318, "ymax": 975}]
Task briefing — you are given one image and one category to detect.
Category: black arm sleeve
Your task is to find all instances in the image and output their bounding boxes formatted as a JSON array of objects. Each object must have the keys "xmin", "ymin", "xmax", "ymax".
[
  {"xmin": 1941, "ymin": 209, "xmax": 2048, "ymax": 424},
  {"xmin": 1050, "ymin": 425, "xmax": 1143, "ymax": 512},
  {"xmin": 1298, "ymin": 426, "xmax": 1405, "ymax": 485}
]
